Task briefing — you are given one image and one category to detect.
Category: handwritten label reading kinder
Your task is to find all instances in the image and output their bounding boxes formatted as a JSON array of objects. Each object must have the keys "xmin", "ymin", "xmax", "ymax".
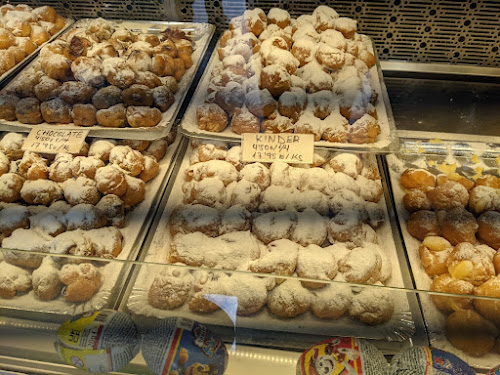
[
  {"xmin": 242, "ymin": 133, "xmax": 314, "ymax": 164},
  {"xmin": 22, "ymin": 128, "xmax": 89, "ymax": 154}
]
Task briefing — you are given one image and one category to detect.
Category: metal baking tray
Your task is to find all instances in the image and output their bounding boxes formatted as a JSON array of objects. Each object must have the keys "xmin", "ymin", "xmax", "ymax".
[
  {"xmin": 0, "ymin": 19, "xmax": 215, "ymax": 141},
  {"xmin": 385, "ymin": 138, "xmax": 500, "ymax": 371},
  {"xmin": 119, "ymin": 140, "xmax": 425, "ymax": 345},
  {"xmin": 0, "ymin": 17, "xmax": 74, "ymax": 90},
  {"xmin": 0, "ymin": 132, "xmax": 183, "ymax": 323},
  {"xmin": 180, "ymin": 34, "xmax": 399, "ymax": 153}
]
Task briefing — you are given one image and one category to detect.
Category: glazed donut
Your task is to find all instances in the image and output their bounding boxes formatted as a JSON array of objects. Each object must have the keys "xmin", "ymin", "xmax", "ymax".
[
  {"xmin": 418, "ymin": 236, "xmax": 453, "ymax": 277},
  {"xmin": 0, "ymin": 94, "xmax": 19, "ymax": 121},
  {"xmin": 428, "ymin": 181, "xmax": 469, "ymax": 211},
  {"xmin": 447, "ymin": 242, "xmax": 495, "ymax": 286},
  {"xmin": 126, "ymin": 106, "xmax": 162, "ymax": 128},
  {"xmin": 96, "ymin": 104, "xmax": 127, "ymax": 128},
  {"xmin": 15, "ymin": 97, "xmax": 43, "ymax": 124},
  {"xmin": 196, "ymin": 103, "xmax": 228, "ymax": 133},
  {"xmin": 407, "ymin": 210, "xmax": 440, "ymax": 241},
  {"xmin": 41, "ymin": 98, "xmax": 73, "ymax": 124},
  {"xmin": 94, "ymin": 165, "xmax": 128, "ymax": 196},
  {"xmin": 478, "ymin": 211, "xmax": 500, "ymax": 250},
  {"xmin": 21, "ymin": 180, "xmax": 63, "ymax": 205},
  {"xmin": 445, "ymin": 310, "xmax": 498, "ymax": 357}
]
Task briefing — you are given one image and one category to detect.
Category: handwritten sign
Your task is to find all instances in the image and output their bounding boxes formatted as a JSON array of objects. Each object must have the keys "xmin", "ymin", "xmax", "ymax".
[
  {"xmin": 22, "ymin": 128, "xmax": 89, "ymax": 154},
  {"xmin": 242, "ymin": 133, "xmax": 314, "ymax": 164}
]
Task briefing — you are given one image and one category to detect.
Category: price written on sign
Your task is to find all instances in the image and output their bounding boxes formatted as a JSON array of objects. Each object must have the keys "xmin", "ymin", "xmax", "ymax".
[
  {"xmin": 242, "ymin": 133, "xmax": 314, "ymax": 164},
  {"xmin": 22, "ymin": 128, "xmax": 90, "ymax": 154}
]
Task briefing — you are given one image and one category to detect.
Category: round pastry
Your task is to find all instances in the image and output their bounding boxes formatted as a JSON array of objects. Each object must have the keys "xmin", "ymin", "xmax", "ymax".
[
  {"xmin": 267, "ymin": 8, "xmax": 291, "ymax": 29},
  {"xmin": 0, "ymin": 94, "xmax": 19, "ymax": 121},
  {"xmin": 407, "ymin": 210, "xmax": 440, "ymax": 241},
  {"xmin": 21, "ymin": 180, "xmax": 63, "ymax": 205},
  {"xmin": 219, "ymin": 205, "xmax": 251, "ymax": 235},
  {"xmin": 418, "ymin": 236, "xmax": 453, "ymax": 277},
  {"xmin": 297, "ymin": 244, "xmax": 337, "ymax": 288},
  {"xmin": 230, "ymin": 107, "xmax": 260, "ymax": 134},
  {"xmin": 134, "ymin": 71, "xmax": 162, "ymax": 88},
  {"xmin": 267, "ymin": 278, "xmax": 311, "ymax": 318},
  {"xmin": 278, "ymin": 88, "xmax": 307, "ymax": 122},
  {"xmin": 349, "ymin": 286, "xmax": 394, "ymax": 325},
  {"xmin": 400, "ymin": 168, "xmax": 436, "ymax": 191},
  {"xmin": 0, "ymin": 150, "xmax": 9, "ymax": 176},
  {"xmin": 34, "ymin": 5, "xmax": 57, "ymax": 22},
  {"xmin": 58, "ymin": 81, "xmax": 96, "ymax": 105},
  {"xmin": 214, "ymin": 82, "xmax": 246, "ymax": 115},
  {"xmin": 329, "ymin": 153, "xmax": 362, "ymax": 178},
  {"xmin": 15, "ymin": 97, "xmax": 43, "ymax": 124},
  {"xmin": 109, "ymin": 145, "xmax": 144, "ymax": 176},
  {"xmin": 365, "ymin": 201, "xmax": 385, "ymax": 229},
  {"xmin": 32, "ymin": 257, "xmax": 62, "ymax": 301},
  {"xmin": 96, "ymin": 104, "xmax": 127, "ymax": 128},
  {"xmin": 126, "ymin": 50, "xmax": 151, "ymax": 72},
  {"xmin": 122, "ymin": 175, "xmax": 145, "ymax": 207},
  {"xmin": 310, "ymin": 278, "xmax": 352, "ymax": 319},
  {"xmin": 0, "ymin": 49, "xmax": 15, "ymax": 74},
  {"xmin": 152, "ymin": 86, "xmax": 174, "ymax": 112},
  {"xmin": 253, "ymin": 211, "xmax": 297, "ymax": 244},
  {"xmin": 339, "ymin": 245, "xmax": 382, "ymax": 284},
  {"xmin": 17, "ymin": 37, "xmax": 37, "ymax": 55},
  {"xmin": 92, "ymin": 85, "xmax": 123, "ymax": 109},
  {"xmin": 239, "ymin": 162, "xmax": 271, "ymax": 190},
  {"xmin": 291, "ymin": 37, "xmax": 318, "ymax": 67},
  {"xmin": 65, "ymin": 203, "xmax": 107, "ymax": 231},
  {"xmin": 436, "ymin": 174, "xmax": 474, "ymax": 192},
  {"xmin": 8, "ymin": 46, "xmax": 26, "ymax": 64},
  {"xmin": 348, "ymin": 114, "xmax": 381, "ymax": 144},
  {"xmin": 328, "ymin": 188, "xmax": 366, "ymax": 215},
  {"xmin": 309, "ymin": 90, "xmax": 334, "ymax": 120},
  {"xmin": 41, "ymin": 98, "xmax": 73, "ymax": 124},
  {"xmin": 0, "ymin": 28, "xmax": 15, "ymax": 49},
  {"xmin": 71, "ymin": 56, "xmax": 106, "ymax": 87},
  {"xmin": 70, "ymin": 156, "xmax": 104, "ymax": 179},
  {"xmin": 170, "ymin": 204, "xmax": 220, "ymax": 237},
  {"xmin": 327, "ymin": 209, "xmax": 365, "ymax": 243},
  {"xmin": 249, "ymin": 239, "xmax": 298, "ymax": 279},
  {"xmin": 478, "ymin": 211, "xmax": 500, "ymax": 250},
  {"xmin": 0, "ymin": 173, "xmax": 24, "ymax": 202},
  {"xmin": 29, "ymin": 208, "xmax": 66, "ymax": 236},
  {"xmin": 102, "ymin": 57, "xmax": 136, "ymax": 89},
  {"xmin": 148, "ymin": 267, "xmax": 194, "ymax": 310},
  {"xmin": 18, "ymin": 151, "xmax": 49, "ymax": 180},
  {"xmin": 316, "ymin": 43, "xmax": 345, "ymax": 70},
  {"xmin": 0, "ymin": 133, "xmax": 27, "ymax": 161},
  {"xmin": 95, "ymin": 194, "xmax": 125, "ymax": 228},
  {"xmin": 40, "ymin": 53, "xmax": 71, "ymax": 80},
  {"xmin": 122, "ymin": 84, "xmax": 153, "ymax": 106},
  {"xmin": 445, "ymin": 309, "xmax": 498, "ymax": 357},
  {"xmin": 474, "ymin": 174, "xmax": 500, "ymax": 189},
  {"xmin": 260, "ymin": 65, "xmax": 291, "ymax": 97},
  {"xmin": 59, "ymin": 263, "xmax": 102, "ymax": 302},
  {"xmin": 322, "ymin": 111, "xmax": 350, "ymax": 142},
  {"xmin": 88, "ymin": 139, "xmax": 117, "ymax": 162},
  {"xmin": 145, "ymin": 138, "xmax": 168, "ymax": 161},
  {"xmin": 71, "ymin": 103, "xmax": 97, "ymax": 127},
  {"xmin": 295, "ymin": 112, "xmax": 324, "ymax": 141},
  {"xmin": 126, "ymin": 106, "xmax": 162, "ymax": 128},
  {"xmin": 86, "ymin": 41, "xmax": 118, "ymax": 59},
  {"xmin": 440, "ymin": 207, "xmax": 478, "ymax": 245},
  {"xmin": 188, "ymin": 277, "xmax": 225, "ymax": 313},
  {"xmin": 163, "ymin": 76, "xmax": 178, "ymax": 93},
  {"xmin": 63, "ymin": 176, "xmax": 101, "ymax": 205},
  {"xmin": 295, "ymin": 190, "xmax": 329, "ymax": 216},
  {"xmin": 138, "ymin": 155, "xmax": 159, "ymax": 182},
  {"xmin": 246, "ymin": 89, "xmax": 277, "ymax": 118},
  {"xmin": 151, "ymin": 54, "xmax": 175, "ymax": 77},
  {"xmin": 403, "ymin": 188, "xmax": 432, "ymax": 212},
  {"xmin": 0, "ymin": 205, "xmax": 29, "ymax": 236},
  {"xmin": 472, "ymin": 276, "xmax": 500, "ymax": 329},
  {"xmin": 290, "ymin": 208, "xmax": 328, "ymax": 247},
  {"xmin": 0, "ymin": 4, "xmax": 14, "ymax": 16},
  {"xmin": 34, "ymin": 76, "xmax": 60, "ymax": 102},
  {"xmin": 137, "ymin": 33, "xmax": 160, "ymax": 46},
  {"xmin": 121, "ymin": 139, "xmax": 150, "ymax": 152},
  {"xmin": 0, "ymin": 262, "xmax": 31, "ymax": 299},
  {"xmin": 229, "ymin": 179, "xmax": 261, "ymax": 211},
  {"xmin": 430, "ymin": 273, "xmax": 475, "ymax": 314},
  {"xmin": 64, "ymin": 35, "xmax": 91, "ymax": 60},
  {"xmin": 447, "ymin": 242, "xmax": 495, "ymax": 286},
  {"xmin": 94, "ymin": 165, "xmax": 128, "ymax": 196},
  {"xmin": 356, "ymin": 175, "xmax": 383, "ymax": 203},
  {"xmin": 428, "ymin": 181, "xmax": 469, "ymax": 211},
  {"xmin": 196, "ymin": 103, "xmax": 228, "ymax": 132},
  {"xmin": 4, "ymin": 71, "xmax": 40, "ymax": 98},
  {"xmin": 85, "ymin": 227, "xmax": 123, "ymax": 258},
  {"xmin": 226, "ymin": 274, "xmax": 270, "ymax": 316},
  {"xmin": 468, "ymin": 185, "xmax": 499, "ymax": 215},
  {"xmin": 242, "ymin": 8, "xmax": 267, "ymax": 36}
]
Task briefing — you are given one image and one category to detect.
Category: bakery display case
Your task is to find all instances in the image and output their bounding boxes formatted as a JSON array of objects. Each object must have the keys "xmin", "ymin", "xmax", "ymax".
[{"xmin": 1, "ymin": 0, "xmax": 500, "ymax": 374}]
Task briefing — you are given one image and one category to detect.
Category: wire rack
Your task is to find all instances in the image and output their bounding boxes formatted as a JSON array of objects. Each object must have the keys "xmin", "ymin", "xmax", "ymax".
[{"xmin": 3, "ymin": 0, "xmax": 499, "ymax": 66}]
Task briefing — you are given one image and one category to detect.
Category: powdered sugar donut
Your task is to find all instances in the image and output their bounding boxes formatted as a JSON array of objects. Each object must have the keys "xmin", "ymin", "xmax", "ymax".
[
  {"xmin": 329, "ymin": 153, "xmax": 362, "ymax": 178},
  {"xmin": 259, "ymin": 185, "xmax": 297, "ymax": 212},
  {"xmin": 49, "ymin": 153, "xmax": 73, "ymax": 183},
  {"xmin": 0, "ymin": 204, "xmax": 29, "ymax": 236},
  {"xmin": 59, "ymin": 262, "xmax": 102, "ymax": 302},
  {"xmin": 296, "ymin": 61, "xmax": 333, "ymax": 93},
  {"xmin": 95, "ymin": 194, "xmax": 125, "ymax": 228},
  {"xmin": 478, "ymin": 211, "xmax": 500, "ymax": 250},
  {"xmin": 312, "ymin": 5, "xmax": 339, "ymax": 31},
  {"xmin": 327, "ymin": 209, "xmax": 364, "ymax": 243},
  {"xmin": 29, "ymin": 208, "xmax": 66, "ymax": 236},
  {"xmin": 184, "ymin": 177, "xmax": 226, "ymax": 208},
  {"xmin": 441, "ymin": 207, "xmax": 478, "ymax": 245},
  {"xmin": 400, "ymin": 168, "xmax": 436, "ymax": 191},
  {"xmin": 170, "ymin": 204, "xmax": 220, "ymax": 237},
  {"xmin": 239, "ymin": 162, "xmax": 270, "ymax": 190},
  {"xmin": 65, "ymin": 203, "xmax": 107, "ymax": 231},
  {"xmin": 148, "ymin": 266, "xmax": 194, "ymax": 310},
  {"xmin": 94, "ymin": 165, "xmax": 127, "ymax": 196},
  {"xmin": 188, "ymin": 275, "xmax": 226, "ymax": 313},
  {"xmin": 260, "ymin": 64, "xmax": 291, "ymax": 97},
  {"xmin": 220, "ymin": 205, "xmax": 251, "ymax": 235},
  {"xmin": 18, "ymin": 151, "xmax": 48, "ymax": 180},
  {"xmin": 71, "ymin": 56, "xmax": 106, "ymax": 86},
  {"xmin": 356, "ymin": 175, "xmax": 383, "ymax": 202},
  {"xmin": 70, "ymin": 156, "xmax": 105, "ymax": 179},
  {"xmin": 63, "ymin": 177, "xmax": 100, "ymax": 206},
  {"xmin": 21, "ymin": 179, "xmax": 63, "ymax": 205},
  {"xmin": 447, "ymin": 242, "xmax": 495, "ymax": 286},
  {"xmin": 0, "ymin": 172, "xmax": 24, "ymax": 202},
  {"xmin": 188, "ymin": 160, "xmax": 238, "ymax": 186},
  {"xmin": 324, "ymin": 172, "xmax": 360, "ymax": 196},
  {"xmin": 0, "ymin": 261, "xmax": 31, "ymax": 298},
  {"xmin": 88, "ymin": 139, "xmax": 117, "ymax": 162},
  {"xmin": 109, "ymin": 145, "xmax": 144, "ymax": 177},
  {"xmin": 253, "ymin": 211, "xmax": 297, "ymax": 244},
  {"xmin": 291, "ymin": 37, "xmax": 318, "ymax": 67},
  {"xmin": 328, "ymin": 188, "xmax": 366, "ymax": 215},
  {"xmin": 2, "ymin": 228, "xmax": 51, "ymax": 268},
  {"xmin": 85, "ymin": 227, "xmax": 123, "ymax": 258},
  {"xmin": 102, "ymin": 57, "xmax": 136, "ymax": 89},
  {"xmin": 335, "ymin": 17, "xmax": 357, "ymax": 39},
  {"xmin": 122, "ymin": 175, "xmax": 145, "ymax": 208},
  {"xmin": 269, "ymin": 162, "xmax": 291, "ymax": 187},
  {"xmin": 225, "ymin": 273, "xmax": 271, "ymax": 315},
  {"xmin": 349, "ymin": 285, "xmax": 394, "ymax": 325},
  {"xmin": 294, "ymin": 112, "xmax": 323, "ymax": 141},
  {"xmin": 298, "ymin": 167, "xmax": 328, "ymax": 193},
  {"xmin": 261, "ymin": 111, "xmax": 295, "ymax": 133},
  {"xmin": 290, "ymin": 208, "xmax": 328, "ymax": 247},
  {"xmin": 295, "ymin": 190, "xmax": 329, "ymax": 216},
  {"xmin": 0, "ymin": 132, "xmax": 25, "ymax": 160},
  {"xmin": 339, "ymin": 246, "xmax": 382, "ymax": 284},
  {"xmin": 311, "ymin": 276, "xmax": 352, "ymax": 319},
  {"xmin": 267, "ymin": 8, "xmax": 291, "ymax": 29},
  {"xmin": 319, "ymin": 29, "xmax": 347, "ymax": 51},
  {"xmin": 250, "ymin": 238, "xmax": 299, "ymax": 277},
  {"xmin": 32, "ymin": 257, "xmax": 62, "ymax": 301},
  {"xmin": 428, "ymin": 181, "xmax": 469, "ymax": 211},
  {"xmin": 469, "ymin": 185, "xmax": 500, "ymax": 215},
  {"xmin": 297, "ymin": 244, "xmax": 337, "ymax": 288},
  {"xmin": 267, "ymin": 278, "xmax": 311, "ymax": 318},
  {"xmin": 229, "ymin": 179, "xmax": 261, "ymax": 211}
]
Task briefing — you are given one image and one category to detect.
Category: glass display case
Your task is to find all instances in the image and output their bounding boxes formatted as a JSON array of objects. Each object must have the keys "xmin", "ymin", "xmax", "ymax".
[{"xmin": 0, "ymin": 0, "xmax": 499, "ymax": 374}]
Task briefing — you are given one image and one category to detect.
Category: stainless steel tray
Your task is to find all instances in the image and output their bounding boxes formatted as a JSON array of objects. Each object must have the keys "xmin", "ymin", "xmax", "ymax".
[
  {"xmin": 180, "ymin": 35, "xmax": 399, "ymax": 153},
  {"xmin": 0, "ymin": 19, "xmax": 215, "ymax": 141},
  {"xmin": 0, "ymin": 17, "xmax": 74, "ymax": 90},
  {"xmin": 0, "ymin": 133, "xmax": 183, "ymax": 324},
  {"xmin": 120, "ymin": 140, "xmax": 423, "ymax": 344},
  {"xmin": 385, "ymin": 138, "xmax": 500, "ymax": 371}
]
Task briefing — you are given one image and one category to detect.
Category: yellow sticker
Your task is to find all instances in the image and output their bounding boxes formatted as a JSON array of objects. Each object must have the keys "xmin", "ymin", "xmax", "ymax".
[
  {"xmin": 22, "ymin": 127, "xmax": 89, "ymax": 154},
  {"xmin": 242, "ymin": 133, "xmax": 314, "ymax": 164}
]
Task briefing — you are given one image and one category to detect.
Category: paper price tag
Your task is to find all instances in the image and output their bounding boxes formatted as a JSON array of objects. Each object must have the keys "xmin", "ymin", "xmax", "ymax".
[
  {"xmin": 22, "ymin": 127, "xmax": 89, "ymax": 154},
  {"xmin": 242, "ymin": 133, "xmax": 314, "ymax": 164}
]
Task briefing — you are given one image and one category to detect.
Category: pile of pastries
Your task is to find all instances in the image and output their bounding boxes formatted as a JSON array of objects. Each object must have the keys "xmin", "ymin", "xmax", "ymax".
[
  {"xmin": 148, "ymin": 141, "xmax": 396, "ymax": 325},
  {"xmin": 0, "ymin": 130, "xmax": 175, "ymax": 303},
  {"xmin": 0, "ymin": 4, "xmax": 67, "ymax": 75},
  {"xmin": 400, "ymin": 168, "xmax": 500, "ymax": 357},
  {"xmin": 0, "ymin": 18, "xmax": 193, "ymax": 128},
  {"xmin": 196, "ymin": 6, "xmax": 381, "ymax": 144}
]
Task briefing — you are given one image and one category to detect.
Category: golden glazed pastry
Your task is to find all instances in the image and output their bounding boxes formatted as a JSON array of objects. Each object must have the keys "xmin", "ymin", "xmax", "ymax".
[{"xmin": 400, "ymin": 168, "xmax": 436, "ymax": 192}]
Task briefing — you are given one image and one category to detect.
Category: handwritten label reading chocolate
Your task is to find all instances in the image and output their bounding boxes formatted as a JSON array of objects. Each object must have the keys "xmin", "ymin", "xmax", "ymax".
[
  {"xmin": 22, "ymin": 128, "xmax": 89, "ymax": 154},
  {"xmin": 242, "ymin": 133, "xmax": 314, "ymax": 164}
]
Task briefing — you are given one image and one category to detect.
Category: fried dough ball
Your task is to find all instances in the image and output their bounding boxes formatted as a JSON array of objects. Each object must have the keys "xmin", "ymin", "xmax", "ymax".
[
  {"xmin": 474, "ymin": 276, "xmax": 500, "ymax": 327},
  {"xmin": 0, "ymin": 49, "xmax": 15, "ymax": 74},
  {"xmin": 15, "ymin": 97, "xmax": 43, "ymax": 124},
  {"xmin": 122, "ymin": 84, "xmax": 153, "ymax": 106},
  {"xmin": 72, "ymin": 104, "xmax": 97, "ymax": 127},
  {"xmin": 196, "ymin": 103, "xmax": 228, "ymax": 133},
  {"xmin": 49, "ymin": 153, "xmax": 73, "ymax": 182},
  {"xmin": 407, "ymin": 210, "xmax": 440, "ymax": 240},
  {"xmin": 260, "ymin": 65, "xmax": 291, "ymax": 97},
  {"xmin": 418, "ymin": 236, "xmax": 453, "ymax": 277},
  {"xmin": 21, "ymin": 180, "xmax": 63, "ymax": 205},
  {"xmin": 0, "ymin": 28, "xmax": 15, "ymax": 49},
  {"xmin": 145, "ymin": 138, "xmax": 168, "ymax": 161},
  {"xmin": 126, "ymin": 106, "xmax": 162, "ymax": 128},
  {"xmin": 41, "ymin": 98, "xmax": 73, "ymax": 124},
  {"xmin": 92, "ymin": 85, "xmax": 122, "ymax": 109},
  {"xmin": 102, "ymin": 57, "xmax": 136, "ymax": 89},
  {"xmin": 18, "ymin": 151, "xmax": 49, "ymax": 180},
  {"xmin": 430, "ymin": 273, "xmax": 475, "ymax": 314},
  {"xmin": 445, "ymin": 310, "xmax": 498, "ymax": 357},
  {"xmin": 122, "ymin": 175, "xmax": 145, "ymax": 207},
  {"xmin": 469, "ymin": 185, "xmax": 499, "ymax": 215},
  {"xmin": 0, "ymin": 94, "xmax": 19, "ymax": 121},
  {"xmin": 139, "ymin": 155, "xmax": 160, "ymax": 182},
  {"xmin": 440, "ymin": 207, "xmax": 478, "ymax": 245},
  {"xmin": 152, "ymin": 86, "xmax": 174, "ymax": 112},
  {"xmin": 400, "ymin": 168, "xmax": 436, "ymax": 192},
  {"xmin": 0, "ymin": 132, "xmax": 25, "ymax": 160},
  {"xmin": 447, "ymin": 242, "xmax": 495, "ymax": 286},
  {"xmin": 60, "ymin": 263, "xmax": 102, "ymax": 302},
  {"xmin": 475, "ymin": 174, "xmax": 500, "ymax": 189},
  {"xmin": 34, "ymin": 76, "xmax": 61, "ymax": 102},
  {"xmin": 478, "ymin": 211, "xmax": 500, "ymax": 250},
  {"xmin": 403, "ymin": 188, "xmax": 432, "ymax": 213},
  {"xmin": 96, "ymin": 194, "xmax": 125, "ymax": 227},
  {"xmin": 96, "ymin": 104, "xmax": 127, "ymax": 128},
  {"xmin": 95, "ymin": 165, "xmax": 127, "ymax": 196},
  {"xmin": 428, "ymin": 181, "xmax": 469, "ymax": 211},
  {"xmin": 109, "ymin": 145, "xmax": 144, "ymax": 177},
  {"xmin": 134, "ymin": 70, "xmax": 162, "ymax": 88},
  {"xmin": 230, "ymin": 107, "xmax": 260, "ymax": 134}
]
